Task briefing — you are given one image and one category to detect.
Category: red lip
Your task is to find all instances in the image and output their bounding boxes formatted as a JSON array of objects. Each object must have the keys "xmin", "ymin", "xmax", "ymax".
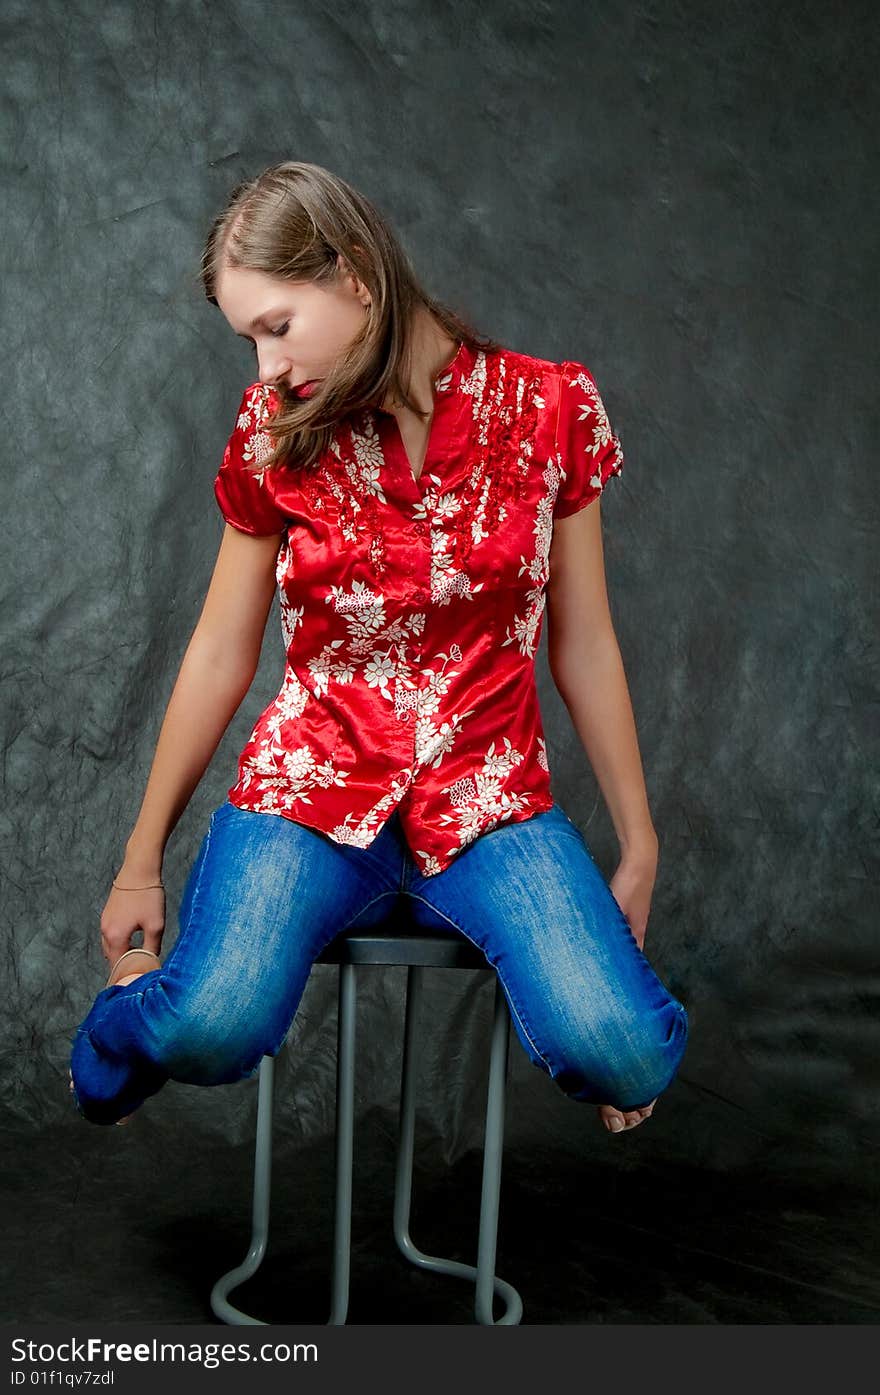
[{"xmin": 292, "ymin": 379, "xmax": 321, "ymax": 396}]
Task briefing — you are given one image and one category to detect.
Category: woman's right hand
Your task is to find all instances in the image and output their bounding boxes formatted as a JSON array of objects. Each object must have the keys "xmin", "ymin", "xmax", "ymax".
[{"xmin": 99, "ymin": 869, "xmax": 166, "ymax": 969}]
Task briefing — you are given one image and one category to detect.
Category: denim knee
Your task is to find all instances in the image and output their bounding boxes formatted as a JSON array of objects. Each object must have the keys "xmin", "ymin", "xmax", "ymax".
[
  {"xmin": 69, "ymin": 1026, "xmax": 167, "ymax": 1127},
  {"xmin": 144, "ymin": 1026, "xmax": 245, "ymax": 1085},
  {"xmin": 74, "ymin": 965, "xmax": 288, "ymax": 1096},
  {"xmin": 550, "ymin": 999, "xmax": 689, "ymax": 1110},
  {"xmin": 147, "ymin": 1007, "xmax": 281, "ymax": 1086}
]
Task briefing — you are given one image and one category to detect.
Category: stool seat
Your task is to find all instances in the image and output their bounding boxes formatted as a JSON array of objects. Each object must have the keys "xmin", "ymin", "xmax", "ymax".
[
  {"xmin": 211, "ymin": 912, "xmax": 524, "ymax": 1326},
  {"xmin": 316, "ymin": 921, "xmax": 491, "ymax": 970}
]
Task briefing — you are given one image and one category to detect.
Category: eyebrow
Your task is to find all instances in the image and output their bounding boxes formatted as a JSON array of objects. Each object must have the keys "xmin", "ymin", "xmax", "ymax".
[{"xmin": 235, "ymin": 309, "xmax": 289, "ymax": 338}]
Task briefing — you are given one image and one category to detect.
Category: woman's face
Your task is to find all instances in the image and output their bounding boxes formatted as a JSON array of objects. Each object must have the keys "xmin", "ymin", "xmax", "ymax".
[{"xmin": 214, "ymin": 260, "xmax": 370, "ymax": 395}]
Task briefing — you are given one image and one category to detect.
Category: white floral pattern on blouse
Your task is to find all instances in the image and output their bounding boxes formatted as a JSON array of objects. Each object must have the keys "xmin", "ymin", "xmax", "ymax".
[{"xmin": 212, "ymin": 341, "xmax": 624, "ymax": 875}]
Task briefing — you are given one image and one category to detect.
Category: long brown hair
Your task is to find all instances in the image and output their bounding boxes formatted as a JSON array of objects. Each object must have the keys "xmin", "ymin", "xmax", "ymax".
[{"xmin": 200, "ymin": 161, "xmax": 502, "ymax": 475}]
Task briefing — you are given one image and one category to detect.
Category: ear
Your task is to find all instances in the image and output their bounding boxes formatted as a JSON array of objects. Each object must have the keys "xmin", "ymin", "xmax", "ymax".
[{"xmin": 336, "ymin": 251, "xmax": 371, "ymax": 309}]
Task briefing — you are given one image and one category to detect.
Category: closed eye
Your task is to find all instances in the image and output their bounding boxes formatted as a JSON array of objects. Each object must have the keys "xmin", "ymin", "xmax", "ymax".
[{"xmin": 248, "ymin": 322, "xmax": 290, "ymax": 356}]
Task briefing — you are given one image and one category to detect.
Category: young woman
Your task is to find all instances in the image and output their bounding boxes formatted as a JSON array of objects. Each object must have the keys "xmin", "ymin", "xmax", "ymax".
[{"xmin": 70, "ymin": 161, "xmax": 688, "ymax": 1132}]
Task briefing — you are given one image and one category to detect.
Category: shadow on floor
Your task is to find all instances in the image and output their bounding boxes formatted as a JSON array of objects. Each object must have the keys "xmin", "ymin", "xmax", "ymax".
[{"xmin": 6, "ymin": 1104, "xmax": 878, "ymax": 1324}]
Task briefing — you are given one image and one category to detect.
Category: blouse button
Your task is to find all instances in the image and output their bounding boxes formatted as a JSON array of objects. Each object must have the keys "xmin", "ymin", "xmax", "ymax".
[
  {"xmin": 412, "ymin": 588, "xmax": 429, "ymax": 604},
  {"xmin": 413, "ymin": 522, "xmax": 427, "ymax": 536}
]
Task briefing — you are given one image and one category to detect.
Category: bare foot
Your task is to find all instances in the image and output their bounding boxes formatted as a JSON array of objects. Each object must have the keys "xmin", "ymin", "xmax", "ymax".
[
  {"xmin": 598, "ymin": 1099, "xmax": 656, "ymax": 1133},
  {"xmin": 69, "ymin": 969, "xmax": 151, "ymax": 1124}
]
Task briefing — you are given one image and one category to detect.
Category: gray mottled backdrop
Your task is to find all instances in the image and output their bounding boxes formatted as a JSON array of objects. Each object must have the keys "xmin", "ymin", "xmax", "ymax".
[{"xmin": 3, "ymin": 0, "xmax": 877, "ymax": 1322}]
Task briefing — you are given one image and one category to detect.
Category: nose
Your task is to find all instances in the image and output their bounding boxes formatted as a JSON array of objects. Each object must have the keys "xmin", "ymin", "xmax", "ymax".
[{"xmin": 257, "ymin": 349, "xmax": 292, "ymax": 387}]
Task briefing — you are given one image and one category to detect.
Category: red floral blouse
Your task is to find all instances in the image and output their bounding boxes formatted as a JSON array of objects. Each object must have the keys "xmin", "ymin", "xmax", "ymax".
[{"xmin": 212, "ymin": 339, "xmax": 624, "ymax": 876}]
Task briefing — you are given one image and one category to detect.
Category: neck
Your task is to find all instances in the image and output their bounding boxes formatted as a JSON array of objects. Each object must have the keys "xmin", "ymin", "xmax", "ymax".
[{"xmin": 380, "ymin": 308, "xmax": 458, "ymax": 414}]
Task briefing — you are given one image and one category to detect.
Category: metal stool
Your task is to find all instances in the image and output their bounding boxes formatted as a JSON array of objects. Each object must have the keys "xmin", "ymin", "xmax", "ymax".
[{"xmin": 210, "ymin": 906, "xmax": 524, "ymax": 1325}]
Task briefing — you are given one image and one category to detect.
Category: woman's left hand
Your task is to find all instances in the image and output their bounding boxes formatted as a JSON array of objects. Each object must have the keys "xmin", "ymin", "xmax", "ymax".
[{"xmin": 608, "ymin": 843, "xmax": 658, "ymax": 951}]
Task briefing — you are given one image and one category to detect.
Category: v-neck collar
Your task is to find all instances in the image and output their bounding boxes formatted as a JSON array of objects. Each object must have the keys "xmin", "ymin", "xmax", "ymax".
[{"xmin": 373, "ymin": 339, "xmax": 477, "ymax": 498}]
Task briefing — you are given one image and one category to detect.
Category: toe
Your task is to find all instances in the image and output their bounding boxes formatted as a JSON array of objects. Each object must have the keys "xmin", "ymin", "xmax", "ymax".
[
  {"xmin": 598, "ymin": 1097, "xmax": 658, "ymax": 1132},
  {"xmin": 598, "ymin": 1106, "xmax": 626, "ymax": 1132}
]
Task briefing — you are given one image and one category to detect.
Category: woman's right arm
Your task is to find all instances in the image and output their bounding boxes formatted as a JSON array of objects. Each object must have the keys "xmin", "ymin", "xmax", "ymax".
[{"xmin": 101, "ymin": 524, "xmax": 284, "ymax": 962}]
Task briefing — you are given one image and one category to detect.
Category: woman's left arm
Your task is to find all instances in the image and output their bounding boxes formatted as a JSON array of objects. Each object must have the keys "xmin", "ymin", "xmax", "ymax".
[{"xmin": 545, "ymin": 498, "xmax": 658, "ymax": 947}]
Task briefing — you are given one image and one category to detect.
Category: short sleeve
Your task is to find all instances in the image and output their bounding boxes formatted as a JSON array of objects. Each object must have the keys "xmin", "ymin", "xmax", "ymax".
[
  {"xmin": 212, "ymin": 383, "xmax": 290, "ymax": 536},
  {"xmin": 552, "ymin": 361, "xmax": 625, "ymax": 519}
]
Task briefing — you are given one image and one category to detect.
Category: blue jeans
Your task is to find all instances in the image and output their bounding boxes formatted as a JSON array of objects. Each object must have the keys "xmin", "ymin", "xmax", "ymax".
[{"xmin": 70, "ymin": 800, "xmax": 689, "ymax": 1125}]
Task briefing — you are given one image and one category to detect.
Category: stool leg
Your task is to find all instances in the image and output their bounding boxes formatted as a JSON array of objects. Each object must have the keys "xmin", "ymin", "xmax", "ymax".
[
  {"xmin": 211, "ymin": 966, "xmax": 358, "ymax": 1327},
  {"xmin": 392, "ymin": 966, "xmax": 524, "ymax": 1324},
  {"xmin": 392, "ymin": 964, "xmax": 421, "ymax": 1256},
  {"xmin": 328, "ymin": 960, "xmax": 357, "ymax": 1324},
  {"xmin": 210, "ymin": 1053, "xmax": 276, "ymax": 1324},
  {"xmin": 474, "ymin": 977, "xmax": 522, "ymax": 1324}
]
